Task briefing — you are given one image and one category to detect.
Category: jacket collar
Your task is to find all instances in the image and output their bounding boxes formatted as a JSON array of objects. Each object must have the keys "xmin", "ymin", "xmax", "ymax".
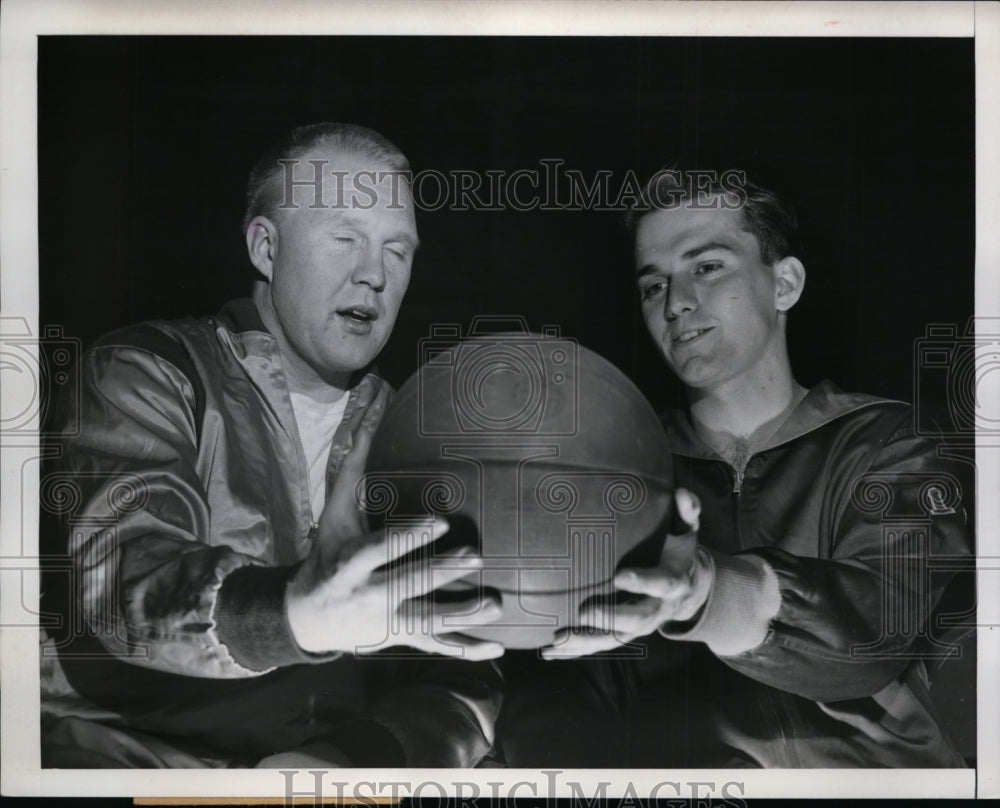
[
  {"xmin": 217, "ymin": 297, "xmax": 269, "ymax": 336},
  {"xmin": 663, "ymin": 379, "xmax": 904, "ymax": 460},
  {"xmin": 214, "ymin": 296, "xmax": 381, "ymax": 387}
]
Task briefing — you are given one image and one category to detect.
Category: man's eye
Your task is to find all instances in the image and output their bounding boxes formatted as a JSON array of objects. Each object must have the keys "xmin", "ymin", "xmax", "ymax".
[
  {"xmin": 641, "ymin": 281, "xmax": 667, "ymax": 301},
  {"xmin": 334, "ymin": 235, "xmax": 356, "ymax": 245},
  {"xmin": 384, "ymin": 246, "xmax": 407, "ymax": 261},
  {"xmin": 694, "ymin": 262, "xmax": 723, "ymax": 276}
]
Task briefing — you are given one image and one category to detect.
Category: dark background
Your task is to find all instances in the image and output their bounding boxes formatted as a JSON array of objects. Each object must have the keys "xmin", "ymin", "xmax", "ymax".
[
  {"xmin": 39, "ymin": 35, "xmax": 974, "ymax": 411},
  {"xmin": 34, "ymin": 35, "xmax": 979, "ymax": 768}
]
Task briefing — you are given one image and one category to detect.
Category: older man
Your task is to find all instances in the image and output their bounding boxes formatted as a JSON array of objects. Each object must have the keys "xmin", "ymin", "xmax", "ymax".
[
  {"xmin": 546, "ymin": 169, "xmax": 971, "ymax": 767},
  {"xmin": 41, "ymin": 123, "xmax": 502, "ymax": 768}
]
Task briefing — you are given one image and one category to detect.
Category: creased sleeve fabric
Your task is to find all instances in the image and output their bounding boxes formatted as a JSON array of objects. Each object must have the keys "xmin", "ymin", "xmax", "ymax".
[
  {"xmin": 55, "ymin": 319, "xmax": 504, "ymax": 767},
  {"xmin": 666, "ymin": 407, "xmax": 971, "ymax": 703},
  {"xmin": 60, "ymin": 345, "xmax": 280, "ymax": 678}
]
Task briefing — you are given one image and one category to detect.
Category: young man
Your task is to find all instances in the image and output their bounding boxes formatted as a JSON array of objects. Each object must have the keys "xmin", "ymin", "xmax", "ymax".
[
  {"xmin": 545, "ymin": 170, "xmax": 971, "ymax": 767},
  {"xmin": 41, "ymin": 123, "xmax": 503, "ymax": 768}
]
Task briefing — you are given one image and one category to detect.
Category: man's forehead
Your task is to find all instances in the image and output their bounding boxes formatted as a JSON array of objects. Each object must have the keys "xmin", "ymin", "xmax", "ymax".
[{"xmin": 635, "ymin": 204, "xmax": 751, "ymax": 253}]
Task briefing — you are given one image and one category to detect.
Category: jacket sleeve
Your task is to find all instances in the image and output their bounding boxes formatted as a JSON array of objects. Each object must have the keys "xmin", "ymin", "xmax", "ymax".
[
  {"xmin": 60, "ymin": 340, "xmax": 504, "ymax": 766},
  {"xmin": 58, "ymin": 343, "xmax": 302, "ymax": 679},
  {"xmin": 344, "ymin": 657, "xmax": 504, "ymax": 768},
  {"xmin": 661, "ymin": 409, "xmax": 972, "ymax": 702}
]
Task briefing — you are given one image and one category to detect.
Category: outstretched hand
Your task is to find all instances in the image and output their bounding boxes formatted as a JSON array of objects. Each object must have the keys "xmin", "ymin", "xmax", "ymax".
[
  {"xmin": 541, "ymin": 488, "xmax": 712, "ymax": 659},
  {"xmin": 286, "ymin": 385, "xmax": 504, "ymax": 660}
]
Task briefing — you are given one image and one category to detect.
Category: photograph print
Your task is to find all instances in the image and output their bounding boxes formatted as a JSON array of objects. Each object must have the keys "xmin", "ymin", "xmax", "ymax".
[{"xmin": 1, "ymin": 2, "xmax": 992, "ymax": 799}]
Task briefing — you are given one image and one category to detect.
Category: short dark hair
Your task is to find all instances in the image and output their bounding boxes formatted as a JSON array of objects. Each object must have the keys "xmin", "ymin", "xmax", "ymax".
[
  {"xmin": 627, "ymin": 167, "xmax": 799, "ymax": 265},
  {"xmin": 242, "ymin": 122, "xmax": 411, "ymax": 234}
]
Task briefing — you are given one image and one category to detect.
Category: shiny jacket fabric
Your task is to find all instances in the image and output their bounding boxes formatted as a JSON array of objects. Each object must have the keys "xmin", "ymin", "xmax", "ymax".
[
  {"xmin": 45, "ymin": 298, "xmax": 500, "ymax": 767},
  {"xmin": 632, "ymin": 381, "xmax": 971, "ymax": 767}
]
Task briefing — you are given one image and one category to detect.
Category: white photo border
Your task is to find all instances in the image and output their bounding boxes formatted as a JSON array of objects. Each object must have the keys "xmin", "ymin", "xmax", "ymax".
[{"xmin": 1, "ymin": 0, "xmax": 996, "ymax": 799}]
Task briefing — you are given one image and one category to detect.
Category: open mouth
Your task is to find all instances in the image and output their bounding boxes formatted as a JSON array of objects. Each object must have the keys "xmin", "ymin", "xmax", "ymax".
[
  {"xmin": 338, "ymin": 306, "xmax": 378, "ymax": 324},
  {"xmin": 673, "ymin": 327, "xmax": 712, "ymax": 345}
]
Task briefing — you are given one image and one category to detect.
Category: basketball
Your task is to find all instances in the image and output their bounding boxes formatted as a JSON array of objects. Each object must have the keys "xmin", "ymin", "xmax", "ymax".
[{"xmin": 364, "ymin": 326, "xmax": 673, "ymax": 649}]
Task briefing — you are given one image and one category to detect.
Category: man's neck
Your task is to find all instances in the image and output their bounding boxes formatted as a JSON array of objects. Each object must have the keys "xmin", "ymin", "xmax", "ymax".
[
  {"xmin": 687, "ymin": 365, "xmax": 807, "ymax": 469},
  {"xmin": 252, "ymin": 284, "xmax": 351, "ymax": 404},
  {"xmin": 281, "ymin": 353, "xmax": 351, "ymax": 404},
  {"xmin": 687, "ymin": 359, "xmax": 801, "ymax": 439}
]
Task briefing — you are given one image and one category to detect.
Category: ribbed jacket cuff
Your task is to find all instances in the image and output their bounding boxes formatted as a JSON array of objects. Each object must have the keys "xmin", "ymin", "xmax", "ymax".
[
  {"xmin": 659, "ymin": 549, "xmax": 781, "ymax": 657},
  {"xmin": 214, "ymin": 563, "xmax": 341, "ymax": 672}
]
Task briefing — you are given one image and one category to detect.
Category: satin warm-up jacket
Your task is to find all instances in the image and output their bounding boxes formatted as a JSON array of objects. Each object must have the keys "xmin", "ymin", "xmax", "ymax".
[
  {"xmin": 46, "ymin": 298, "xmax": 500, "ymax": 767},
  {"xmin": 640, "ymin": 382, "xmax": 972, "ymax": 767}
]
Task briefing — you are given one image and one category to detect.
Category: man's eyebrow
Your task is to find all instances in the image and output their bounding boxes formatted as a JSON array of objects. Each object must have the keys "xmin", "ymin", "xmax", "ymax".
[
  {"xmin": 681, "ymin": 241, "xmax": 737, "ymax": 260},
  {"xmin": 389, "ymin": 232, "xmax": 420, "ymax": 251},
  {"xmin": 635, "ymin": 240, "xmax": 739, "ymax": 276}
]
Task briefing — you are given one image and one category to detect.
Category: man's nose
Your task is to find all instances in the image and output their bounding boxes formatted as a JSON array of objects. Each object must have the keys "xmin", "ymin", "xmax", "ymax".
[
  {"xmin": 665, "ymin": 276, "xmax": 697, "ymax": 319},
  {"xmin": 351, "ymin": 245, "xmax": 386, "ymax": 291}
]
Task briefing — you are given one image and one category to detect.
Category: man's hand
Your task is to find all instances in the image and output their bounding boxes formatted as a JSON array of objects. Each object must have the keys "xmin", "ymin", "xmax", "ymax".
[
  {"xmin": 286, "ymin": 385, "xmax": 504, "ymax": 660},
  {"xmin": 541, "ymin": 488, "xmax": 712, "ymax": 659}
]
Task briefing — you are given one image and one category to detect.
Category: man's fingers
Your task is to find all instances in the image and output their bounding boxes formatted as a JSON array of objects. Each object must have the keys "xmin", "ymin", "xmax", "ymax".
[
  {"xmin": 340, "ymin": 517, "xmax": 451, "ymax": 578},
  {"xmin": 614, "ymin": 567, "xmax": 670, "ymax": 597},
  {"xmin": 577, "ymin": 595, "xmax": 661, "ymax": 636},
  {"xmin": 405, "ymin": 591, "xmax": 502, "ymax": 621},
  {"xmin": 669, "ymin": 487, "xmax": 701, "ymax": 536},
  {"xmin": 540, "ymin": 628, "xmax": 629, "ymax": 660},
  {"xmin": 409, "ymin": 633, "xmax": 505, "ymax": 661},
  {"xmin": 660, "ymin": 487, "xmax": 702, "ymax": 572},
  {"xmin": 370, "ymin": 543, "xmax": 484, "ymax": 597},
  {"xmin": 405, "ymin": 593, "xmax": 503, "ymax": 634}
]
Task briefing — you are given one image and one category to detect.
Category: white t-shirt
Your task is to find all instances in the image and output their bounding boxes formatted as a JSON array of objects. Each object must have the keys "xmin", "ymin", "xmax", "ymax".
[{"xmin": 289, "ymin": 390, "xmax": 349, "ymax": 522}]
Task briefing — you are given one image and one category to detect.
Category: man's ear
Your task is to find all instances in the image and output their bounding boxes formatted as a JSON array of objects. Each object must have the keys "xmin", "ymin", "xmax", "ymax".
[
  {"xmin": 246, "ymin": 216, "xmax": 279, "ymax": 281},
  {"xmin": 773, "ymin": 256, "xmax": 806, "ymax": 313}
]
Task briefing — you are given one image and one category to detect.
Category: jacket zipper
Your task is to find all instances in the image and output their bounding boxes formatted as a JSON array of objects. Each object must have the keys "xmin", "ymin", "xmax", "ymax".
[
  {"xmin": 730, "ymin": 464, "xmax": 745, "ymax": 550},
  {"xmin": 289, "ymin": 416, "xmax": 319, "ymax": 542}
]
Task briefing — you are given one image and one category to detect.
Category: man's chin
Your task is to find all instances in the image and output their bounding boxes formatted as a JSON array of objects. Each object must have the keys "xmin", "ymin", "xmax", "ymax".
[
  {"xmin": 668, "ymin": 356, "xmax": 722, "ymax": 391},
  {"xmin": 319, "ymin": 353, "xmax": 376, "ymax": 379},
  {"xmin": 320, "ymin": 340, "xmax": 382, "ymax": 377}
]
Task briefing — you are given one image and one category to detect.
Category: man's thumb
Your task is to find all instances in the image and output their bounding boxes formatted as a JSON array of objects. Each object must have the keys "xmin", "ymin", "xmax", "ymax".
[{"xmin": 668, "ymin": 487, "xmax": 701, "ymax": 536}]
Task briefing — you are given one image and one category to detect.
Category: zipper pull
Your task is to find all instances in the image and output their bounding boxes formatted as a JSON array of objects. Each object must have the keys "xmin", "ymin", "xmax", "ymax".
[
  {"xmin": 307, "ymin": 522, "xmax": 319, "ymax": 540},
  {"xmin": 732, "ymin": 467, "xmax": 744, "ymax": 494}
]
